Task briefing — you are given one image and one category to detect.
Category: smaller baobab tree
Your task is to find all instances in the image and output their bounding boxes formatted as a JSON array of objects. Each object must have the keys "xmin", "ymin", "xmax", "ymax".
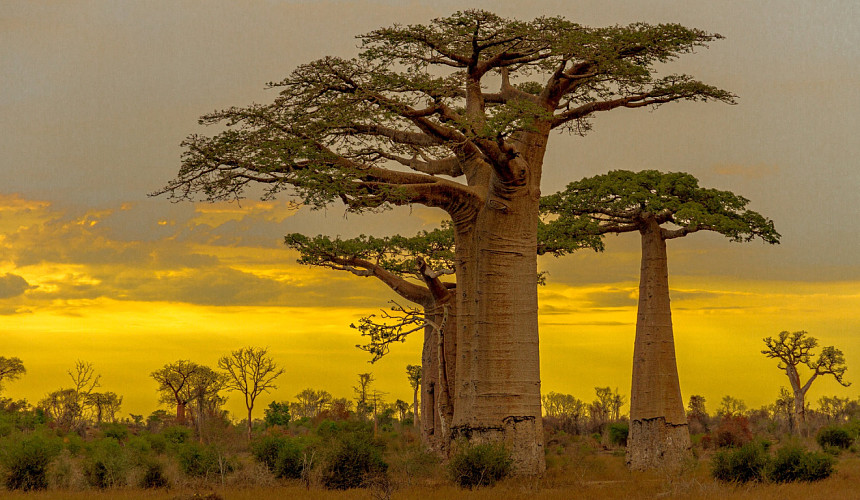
[
  {"xmin": 219, "ymin": 347, "xmax": 284, "ymax": 440},
  {"xmin": 762, "ymin": 330, "xmax": 850, "ymax": 432},
  {"xmin": 151, "ymin": 360, "xmax": 201, "ymax": 424},
  {"xmin": 542, "ymin": 170, "xmax": 779, "ymax": 471},
  {"xmin": 0, "ymin": 357, "xmax": 25, "ymax": 395}
]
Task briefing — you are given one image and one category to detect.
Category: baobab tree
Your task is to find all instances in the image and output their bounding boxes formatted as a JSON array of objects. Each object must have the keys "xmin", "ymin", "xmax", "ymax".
[
  {"xmin": 542, "ymin": 170, "xmax": 779, "ymax": 471},
  {"xmin": 286, "ymin": 230, "xmax": 457, "ymax": 453},
  {"xmin": 219, "ymin": 346, "xmax": 284, "ymax": 439},
  {"xmin": 762, "ymin": 330, "xmax": 850, "ymax": 432},
  {"xmin": 157, "ymin": 10, "xmax": 734, "ymax": 473},
  {"xmin": 151, "ymin": 360, "xmax": 201, "ymax": 424},
  {"xmin": 0, "ymin": 356, "xmax": 25, "ymax": 394}
]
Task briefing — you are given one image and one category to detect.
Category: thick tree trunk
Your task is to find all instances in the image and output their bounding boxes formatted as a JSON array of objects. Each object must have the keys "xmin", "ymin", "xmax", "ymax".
[
  {"xmin": 247, "ymin": 407, "xmax": 253, "ymax": 441},
  {"xmin": 786, "ymin": 366, "xmax": 805, "ymax": 433},
  {"xmin": 451, "ymin": 168, "xmax": 545, "ymax": 475},
  {"xmin": 176, "ymin": 401, "xmax": 186, "ymax": 425},
  {"xmin": 626, "ymin": 217, "xmax": 691, "ymax": 471}
]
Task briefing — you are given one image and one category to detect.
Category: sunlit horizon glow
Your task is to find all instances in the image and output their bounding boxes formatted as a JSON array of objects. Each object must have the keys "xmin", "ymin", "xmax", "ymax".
[{"xmin": 2, "ymin": 1, "xmax": 859, "ymax": 423}]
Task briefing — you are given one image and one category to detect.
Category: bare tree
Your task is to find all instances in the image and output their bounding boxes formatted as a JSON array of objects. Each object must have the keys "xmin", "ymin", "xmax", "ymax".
[
  {"xmin": 762, "ymin": 330, "xmax": 850, "ymax": 432},
  {"xmin": 0, "ymin": 357, "xmax": 25, "ymax": 394},
  {"xmin": 291, "ymin": 388, "xmax": 332, "ymax": 419},
  {"xmin": 218, "ymin": 346, "xmax": 285, "ymax": 440},
  {"xmin": 151, "ymin": 360, "xmax": 201, "ymax": 424}
]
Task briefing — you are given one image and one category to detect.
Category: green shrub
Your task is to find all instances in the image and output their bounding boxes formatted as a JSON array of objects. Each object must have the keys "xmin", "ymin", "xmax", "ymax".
[
  {"xmin": 251, "ymin": 435, "xmax": 284, "ymax": 471},
  {"xmin": 251, "ymin": 435, "xmax": 310, "ymax": 480},
  {"xmin": 320, "ymin": 434, "xmax": 388, "ymax": 489},
  {"xmin": 176, "ymin": 442, "xmax": 230, "ymax": 478},
  {"xmin": 162, "ymin": 425, "xmax": 192, "ymax": 445},
  {"xmin": 768, "ymin": 444, "xmax": 835, "ymax": 483},
  {"xmin": 144, "ymin": 432, "xmax": 167, "ymax": 454},
  {"xmin": 608, "ymin": 422, "xmax": 629, "ymax": 447},
  {"xmin": 448, "ymin": 442, "xmax": 512, "ymax": 489},
  {"xmin": 817, "ymin": 426, "xmax": 854, "ymax": 450},
  {"xmin": 83, "ymin": 438, "xmax": 129, "ymax": 488},
  {"xmin": 100, "ymin": 423, "xmax": 129, "ymax": 441},
  {"xmin": 0, "ymin": 434, "xmax": 62, "ymax": 491},
  {"xmin": 139, "ymin": 460, "xmax": 169, "ymax": 489},
  {"xmin": 264, "ymin": 401, "xmax": 291, "ymax": 427},
  {"xmin": 711, "ymin": 441, "xmax": 769, "ymax": 483}
]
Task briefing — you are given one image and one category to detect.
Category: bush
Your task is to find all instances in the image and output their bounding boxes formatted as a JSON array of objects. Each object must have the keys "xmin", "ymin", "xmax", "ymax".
[
  {"xmin": 712, "ymin": 415, "xmax": 753, "ymax": 448},
  {"xmin": 711, "ymin": 441, "xmax": 769, "ymax": 483},
  {"xmin": 162, "ymin": 425, "xmax": 192, "ymax": 445},
  {"xmin": 100, "ymin": 423, "xmax": 129, "ymax": 441},
  {"xmin": 817, "ymin": 426, "xmax": 854, "ymax": 450},
  {"xmin": 0, "ymin": 434, "xmax": 62, "ymax": 491},
  {"xmin": 251, "ymin": 435, "xmax": 306, "ymax": 479},
  {"xmin": 608, "ymin": 422, "xmax": 629, "ymax": 447},
  {"xmin": 448, "ymin": 442, "xmax": 512, "ymax": 489},
  {"xmin": 83, "ymin": 438, "xmax": 129, "ymax": 488},
  {"xmin": 176, "ymin": 442, "xmax": 221, "ymax": 478},
  {"xmin": 768, "ymin": 444, "xmax": 835, "ymax": 483},
  {"xmin": 139, "ymin": 460, "xmax": 169, "ymax": 489},
  {"xmin": 320, "ymin": 434, "xmax": 388, "ymax": 489}
]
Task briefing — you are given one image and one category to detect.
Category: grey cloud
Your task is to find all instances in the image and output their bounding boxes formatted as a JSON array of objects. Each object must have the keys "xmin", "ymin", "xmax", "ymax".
[{"xmin": 0, "ymin": 273, "xmax": 34, "ymax": 299}]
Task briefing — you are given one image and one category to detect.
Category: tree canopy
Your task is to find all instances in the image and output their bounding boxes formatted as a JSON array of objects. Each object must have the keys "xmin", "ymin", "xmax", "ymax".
[{"xmin": 540, "ymin": 170, "xmax": 780, "ymax": 246}]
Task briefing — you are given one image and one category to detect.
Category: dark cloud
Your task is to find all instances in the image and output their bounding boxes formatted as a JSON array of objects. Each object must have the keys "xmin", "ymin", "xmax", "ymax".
[{"xmin": 0, "ymin": 273, "xmax": 34, "ymax": 299}]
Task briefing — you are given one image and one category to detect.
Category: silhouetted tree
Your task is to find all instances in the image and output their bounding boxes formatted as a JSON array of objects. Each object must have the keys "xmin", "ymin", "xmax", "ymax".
[
  {"xmin": 151, "ymin": 360, "xmax": 201, "ymax": 424},
  {"xmin": 716, "ymin": 396, "xmax": 747, "ymax": 417},
  {"xmin": 291, "ymin": 388, "xmax": 332, "ymax": 419},
  {"xmin": 354, "ymin": 373, "xmax": 375, "ymax": 418},
  {"xmin": 762, "ymin": 330, "xmax": 850, "ymax": 431},
  {"xmin": 218, "ymin": 346, "xmax": 284, "ymax": 439},
  {"xmin": 0, "ymin": 357, "xmax": 25, "ymax": 394}
]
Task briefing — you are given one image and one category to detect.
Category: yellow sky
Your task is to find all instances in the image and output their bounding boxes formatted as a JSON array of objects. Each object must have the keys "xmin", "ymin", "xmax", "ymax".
[
  {"xmin": 1, "ymin": 194, "xmax": 857, "ymax": 419},
  {"xmin": 1, "ymin": 1, "xmax": 860, "ymax": 420}
]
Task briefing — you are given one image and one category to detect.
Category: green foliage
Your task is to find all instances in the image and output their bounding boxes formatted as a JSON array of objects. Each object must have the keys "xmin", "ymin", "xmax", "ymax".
[
  {"xmin": 767, "ymin": 444, "xmax": 835, "ymax": 483},
  {"xmin": 139, "ymin": 460, "xmax": 169, "ymax": 489},
  {"xmin": 83, "ymin": 438, "xmax": 129, "ymax": 488},
  {"xmin": 264, "ymin": 401, "xmax": 291, "ymax": 427},
  {"xmin": 711, "ymin": 441, "xmax": 835, "ymax": 484},
  {"xmin": 0, "ymin": 433, "xmax": 61, "ymax": 491},
  {"xmin": 251, "ymin": 435, "xmax": 307, "ymax": 479},
  {"xmin": 143, "ymin": 431, "xmax": 168, "ymax": 454},
  {"xmin": 99, "ymin": 422, "xmax": 129, "ymax": 441},
  {"xmin": 176, "ymin": 442, "xmax": 224, "ymax": 478},
  {"xmin": 448, "ymin": 442, "xmax": 513, "ymax": 489},
  {"xmin": 162, "ymin": 425, "xmax": 192, "ymax": 445},
  {"xmin": 540, "ymin": 170, "xmax": 780, "ymax": 256},
  {"xmin": 817, "ymin": 425, "xmax": 854, "ymax": 450},
  {"xmin": 320, "ymin": 434, "xmax": 388, "ymax": 490},
  {"xmin": 608, "ymin": 422, "xmax": 629, "ymax": 447},
  {"xmin": 711, "ymin": 441, "xmax": 769, "ymax": 483}
]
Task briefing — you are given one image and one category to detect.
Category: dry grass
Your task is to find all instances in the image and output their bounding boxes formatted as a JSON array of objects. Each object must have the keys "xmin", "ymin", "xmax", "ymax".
[{"xmin": 5, "ymin": 453, "xmax": 859, "ymax": 500}]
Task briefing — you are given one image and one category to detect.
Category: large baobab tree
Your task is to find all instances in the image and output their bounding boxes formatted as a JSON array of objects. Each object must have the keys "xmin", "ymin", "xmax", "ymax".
[
  {"xmin": 762, "ymin": 331, "xmax": 850, "ymax": 432},
  {"xmin": 541, "ymin": 170, "xmax": 779, "ymax": 471},
  {"xmin": 0, "ymin": 357, "xmax": 25, "ymax": 394},
  {"xmin": 157, "ymin": 10, "xmax": 734, "ymax": 473},
  {"xmin": 219, "ymin": 346, "xmax": 285, "ymax": 440}
]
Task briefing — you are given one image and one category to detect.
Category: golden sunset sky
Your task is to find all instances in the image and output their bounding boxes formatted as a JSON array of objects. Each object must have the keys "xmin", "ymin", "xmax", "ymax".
[{"xmin": 1, "ymin": 0, "xmax": 859, "ymax": 421}]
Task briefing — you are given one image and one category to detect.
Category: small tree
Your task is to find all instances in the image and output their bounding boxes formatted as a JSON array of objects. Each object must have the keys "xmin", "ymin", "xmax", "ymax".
[
  {"xmin": 717, "ymin": 396, "xmax": 748, "ymax": 417},
  {"xmin": 354, "ymin": 372, "xmax": 375, "ymax": 418},
  {"xmin": 0, "ymin": 357, "xmax": 25, "ymax": 394},
  {"xmin": 762, "ymin": 331, "xmax": 850, "ymax": 432},
  {"xmin": 218, "ymin": 346, "xmax": 284, "ymax": 440},
  {"xmin": 291, "ymin": 388, "xmax": 332, "ymax": 419},
  {"xmin": 264, "ymin": 401, "xmax": 291, "ymax": 427},
  {"xmin": 406, "ymin": 365, "xmax": 422, "ymax": 430},
  {"xmin": 151, "ymin": 360, "xmax": 201, "ymax": 424},
  {"xmin": 86, "ymin": 392, "xmax": 122, "ymax": 425}
]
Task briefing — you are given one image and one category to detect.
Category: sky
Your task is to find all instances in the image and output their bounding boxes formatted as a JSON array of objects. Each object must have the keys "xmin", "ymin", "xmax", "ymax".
[{"xmin": 1, "ymin": 0, "xmax": 859, "ymax": 421}]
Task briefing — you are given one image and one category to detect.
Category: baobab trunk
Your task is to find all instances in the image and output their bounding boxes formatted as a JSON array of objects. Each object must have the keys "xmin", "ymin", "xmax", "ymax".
[
  {"xmin": 421, "ymin": 298, "xmax": 457, "ymax": 455},
  {"xmin": 451, "ymin": 164, "xmax": 545, "ymax": 475},
  {"xmin": 176, "ymin": 401, "xmax": 186, "ymax": 425},
  {"xmin": 626, "ymin": 217, "xmax": 691, "ymax": 471}
]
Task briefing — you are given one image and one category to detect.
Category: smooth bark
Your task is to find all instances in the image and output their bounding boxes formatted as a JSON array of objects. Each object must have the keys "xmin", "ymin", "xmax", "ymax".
[{"xmin": 626, "ymin": 216, "xmax": 691, "ymax": 470}]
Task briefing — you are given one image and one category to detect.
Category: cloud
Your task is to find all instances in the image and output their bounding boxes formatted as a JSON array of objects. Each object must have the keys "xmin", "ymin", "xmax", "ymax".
[{"xmin": 0, "ymin": 273, "xmax": 34, "ymax": 299}]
